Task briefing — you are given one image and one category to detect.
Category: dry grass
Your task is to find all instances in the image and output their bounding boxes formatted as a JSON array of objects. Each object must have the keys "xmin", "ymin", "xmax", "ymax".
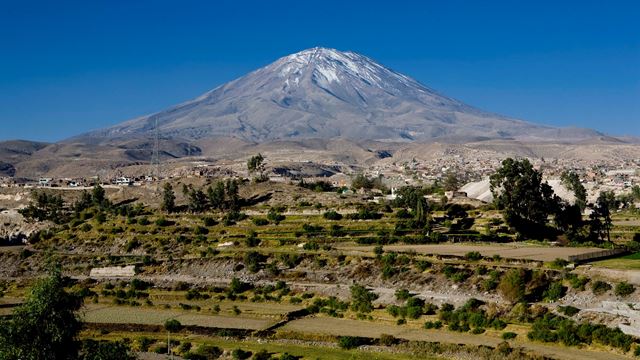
[
  {"xmin": 81, "ymin": 305, "xmax": 275, "ymax": 330},
  {"xmin": 339, "ymin": 243, "xmax": 608, "ymax": 262}
]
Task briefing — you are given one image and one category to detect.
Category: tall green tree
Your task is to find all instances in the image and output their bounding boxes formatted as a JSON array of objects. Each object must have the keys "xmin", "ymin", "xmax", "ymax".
[
  {"xmin": 490, "ymin": 158, "xmax": 557, "ymax": 237},
  {"xmin": 207, "ymin": 181, "xmax": 226, "ymax": 210},
  {"xmin": 0, "ymin": 267, "xmax": 82, "ymax": 360},
  {"xmin": 590, "ymin": 191, "xmax": 617, "ymax": 242},
  {"xmin": 247, "ymin": 153, "xmax": 265, "ymax": 174},
  {"xmin": 560, "ymin": 171, "xmax": 587, "ymax": 211},
  {"xmin": 350, "ymin": 284, "xmax": 378, "ymax": 313},
  {"xmin": 225, "ymin": 179, "xmax": 240, "ymax": 210},
  {"xmin": 443, "ymin": 171, "xmax": 460, "ymax": 192},
  {"xmin": 160, "ymin": 183, "xmax": 175, "ymax": 213}
]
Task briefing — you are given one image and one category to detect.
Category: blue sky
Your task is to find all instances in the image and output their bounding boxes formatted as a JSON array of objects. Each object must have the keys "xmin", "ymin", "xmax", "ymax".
[{"xmin": 1, "ymin": 0, "xmax": 638, "ymax": 141}]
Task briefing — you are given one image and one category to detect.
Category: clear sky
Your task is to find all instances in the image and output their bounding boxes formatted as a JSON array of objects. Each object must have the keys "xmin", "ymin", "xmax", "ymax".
[{"xmin": 1, "ymin": 0, "xmax": 638, "ymax": 142}]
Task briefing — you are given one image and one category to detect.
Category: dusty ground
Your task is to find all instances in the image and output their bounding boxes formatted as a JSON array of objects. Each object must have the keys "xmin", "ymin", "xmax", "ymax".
[{"xmin": 338, "ymin": 243, "xmax": 608, "ymax": 262}]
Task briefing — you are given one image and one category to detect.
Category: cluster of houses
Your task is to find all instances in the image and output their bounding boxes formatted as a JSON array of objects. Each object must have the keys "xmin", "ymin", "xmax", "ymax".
[{"xmin": 33, "ymin": 175, "xmax": 154, "ymax": 188}]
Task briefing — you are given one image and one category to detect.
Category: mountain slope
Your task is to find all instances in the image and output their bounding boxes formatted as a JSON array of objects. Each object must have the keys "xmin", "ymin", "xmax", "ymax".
[{"xmin": 79, "ymin": 47, "xmax": 600, "ymax": 143}]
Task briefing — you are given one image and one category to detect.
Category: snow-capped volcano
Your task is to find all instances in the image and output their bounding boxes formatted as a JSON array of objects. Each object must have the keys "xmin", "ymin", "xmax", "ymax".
[{"xmin": 80, "ymin": 47, "xmax": 600, "ymax": 142}]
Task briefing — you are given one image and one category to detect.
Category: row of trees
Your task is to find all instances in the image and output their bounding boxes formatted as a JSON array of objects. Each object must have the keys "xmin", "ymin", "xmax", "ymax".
[
  {"xmin": 490, "ymin": 158, "xmax": 620, "ymax": 242},
  {"xmin": 160, "ymin": 179, "xmax": 243, "ymax": 213},
  {"xmin": 20, "ymin": 185, "xmax": 113, "ymax": 224}
]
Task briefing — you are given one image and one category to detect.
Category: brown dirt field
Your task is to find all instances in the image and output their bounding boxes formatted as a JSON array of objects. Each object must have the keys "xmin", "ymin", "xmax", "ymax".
[
  {"xmin": 283, "ymin": 317, "xmax": 631, "ymax": 360},
  {"xmin": 82, "ymin": 305, "xmax": 275, "ymax": 330},
  {"xmin": 339, "ymin": 243, "xmax": 607, "ymax": 262}
]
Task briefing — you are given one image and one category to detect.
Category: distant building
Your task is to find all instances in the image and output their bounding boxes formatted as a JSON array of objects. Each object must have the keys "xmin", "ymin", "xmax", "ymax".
[
  {"xmin": 115, "ymin": 177, "xmax": 132, "ymax": 186},
  {"xmin": 39, "ymin": 177, "xmax": 52, "ymax": 186}
]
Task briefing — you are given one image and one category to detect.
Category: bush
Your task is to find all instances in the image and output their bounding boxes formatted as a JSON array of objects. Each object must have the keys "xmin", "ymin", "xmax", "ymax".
[
  {"xmin": 543, "ymin": 282, "xmax": 566, "ymax": 301},
  {"xmin": 323, "ymin": 210, "xmax": 343, "ymax": 220},
  {"xmin": 350, "ymin": 284, "xmax": 378, "ymax": 313},
  {"xmin": 164, "ymin": 319, "xmax": 183, "ymax": 332},
  {"xmin": 615, "ymin": 281, "xmax": 635, "ymax": 297},
  {"xmin": 379, "ymin": 333, "xmax": 397, "ymax": 346},
  {"xmin": 251, "ymin": 217, "xmax": 269, "ymax": 226},
  {"xmin": 591, "ymin": 280, "xmax": 612, "ymax": 295},
  {"xmin": 558, "ymin": 305, "xmax": 580, "ymax": 317},
  {"xmin": 231, "ymin": 348, "xmax": 252, "ymax": 360},
  {"xmin": 464, "ymin": 251, "xmax": 482, "ymax": 261},
  {"xmin": 502, "ymin": 332, "xmax": 517, "ymax": 340},
  {"xmin": 243, "ymin": 251, "xmax": 266, "ymax": 273},
  {"xmin": 203, "ymin": 217, "xmax": 217, "ymax": 227},
  {"xmin": 498, "ymin": 269, "xmax": 526, "ymax": 303},
  {"xmin": 337, "ymin": 336, "xmax": 368, "ymax": 349},
  {"xmin": 80, "ymin": 340, "xmax": 136, "ymax": 360},
  {"xmin": 252, "ymin": 349, "xmax": 272, "ymax": 360},
  {"xmin": 549, "ymin": 258, "xmax": 569, "ymax": 269},
  {"xmin": 395, "ymin": 289, "xmax": 412, "ymax": 300},
  {"xmin": 187, "ymin": 345, "xmax": 223, "ymax": 359}
]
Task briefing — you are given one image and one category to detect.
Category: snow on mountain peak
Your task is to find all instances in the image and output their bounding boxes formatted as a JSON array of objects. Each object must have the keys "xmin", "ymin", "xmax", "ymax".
[{"xmin": 275, "ymin": 47, "xmax": 421, "ymax": 92}]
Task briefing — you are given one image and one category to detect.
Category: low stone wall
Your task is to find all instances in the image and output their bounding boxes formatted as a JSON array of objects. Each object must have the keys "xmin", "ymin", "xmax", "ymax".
[
  {"xmin": 89, "ymin": 265, "xmax": 136, "ymax": 278},
  {"xmin": 568, "ymin": 248, "xmax": 627, "ymax": 263}
]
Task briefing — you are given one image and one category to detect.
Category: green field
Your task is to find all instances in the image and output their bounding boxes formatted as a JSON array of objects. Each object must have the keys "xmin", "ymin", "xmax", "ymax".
[{"xmin": 591, "ymin": 252, "xmax": 640, "ymax": 270}]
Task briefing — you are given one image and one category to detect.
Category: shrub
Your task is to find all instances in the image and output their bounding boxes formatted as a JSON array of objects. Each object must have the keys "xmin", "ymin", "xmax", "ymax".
[
  {"xmin": 203, "ymin": 217, "xmax": 217, "ymax": 227},
  {"xmin": 252, "ymin": 349, "xmax": 271, "ymax": 360},
  {"xmin": 193, "ymin": 226, "xmax": 209, "ymax": 235},
  {"xmin": 350, "ymin": 284, "xmax": 378, "ymax": 313},
  {"xmin": 423, "ymin": 320, "xmax": 443, "ymax": 329},
  {"xmin": 549, "ymin": 258, "xmax": 569, "ymax": 269},
  {"xmin": 379, "ymin": 333, "xmax": 397, "ymax": 346},
  {"xmin": 251, "ymin": 217, "xmax": 269, "ymax": 226},
  {"xmin": 187, "ymin": 345, "xmax": 223, "ymax": 359},
  {"xmin": 591, "ymin": 280, "xmax": 612, "ymax": 295},
  {"xmin": 155, "ymin": 217, "xmax": 170, "ymax": 227},
  {"xmin": 338, "ymin": 336, "xmax": 369, "ymax": 349},
  {"xmin": 615, "ymin": 281, "xmax": 635, "ymax": 297},
  {"xmin": 245, "ymin": 230, "xmax": 260, "ymax": 247},
  {"xmin": 464, "ymin": 251, "xmax": 482, "ymax": 261},
  {"xmin": 502, "ymin": 332, "xmax": 517, "ymax": 340},
  {"xmin": 231, "ymin": 348, "xmax": 252, "ymax": 360},
  {"xmin": 164, "ymin": 319, "xmax": 182, "ymax": 332},
  {"xmin": 543, "ymin": 282, "xmax": 566, "ymax": 301},
  {"xmin": 498, "ymin": 269, "xmax": 526, "ymax": 303},
  {"xmin": 565, "ymin": 273, "xmax": 588, "ymax": 290},
  {"xmin": 558, "ymin": 305, "xmax": 580, "ymax": 316},
  {"xmin": 243, "ymin": 251, "xmax": 266, "ymax": 273},
  {"xmin": 323, "ymin": 210, "xmax": 343, "ymax": 220},
  {"xmin": 302, "ymin": 242, "xmax": 320, "ymax": 251},
  {"xmin": 395, "ymin": 289, "xmax": 411, "ymax": 301}
]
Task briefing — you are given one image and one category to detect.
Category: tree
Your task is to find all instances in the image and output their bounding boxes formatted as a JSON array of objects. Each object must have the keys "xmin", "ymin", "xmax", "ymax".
[
  {"xmin": 498, "ymin": 269, "xmax": 526, "ymax": 303},
  {"xmin": 350, "ymin": 284, "xmax": 378, "ymax": 313},
  {"xmin": 19, "ymin": 191, "xmax": 66, "ymax": 224},
  {"xmin": 414, "ymin": 196, "xmax": 428, "ymax": 229},
  {"xmin": 591, "ymin": 191, "xmax": 617, "ymax": 242},
  {"xmin": 247, "ymin": 153, "xmax": 265, "ymax": 174},
  {"xmin": 225, "ymin": 179, "xmax": 240, "ymax": 210},
  {"xmin": 631, "ymin": 185, "xmax": 640, "ymax": 201},
  {"xmin": 443, "ymin": 171, "xmax": 460, "ymax": 192},
  {"xmin": 490, "ymin": 158, "xmax": 557, "ymax": 238},
  {"xmin": 560, "ymin": 171, "xmax": 587, "ymax": 211},
  {"xmin": 164, "ymin": 318, "xmax": 183, "ymax": 333},
  {"xmin": 185, "ymin": 187, "xmax": 207, "ymax": 213},
  {"xmin": 91, "ymin": 185, "xmax": 110, "ymax": 209},
  {"xmin": 161, "ymin": 183, "xmax": 175, "ymax": 213},
  {"xmin": 207, "ymin": 181, "xmax": 226, "ymax": 210},
  {"xmin": 0, "ymin": 267, "xmax": 83, "ymax": 360}
]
